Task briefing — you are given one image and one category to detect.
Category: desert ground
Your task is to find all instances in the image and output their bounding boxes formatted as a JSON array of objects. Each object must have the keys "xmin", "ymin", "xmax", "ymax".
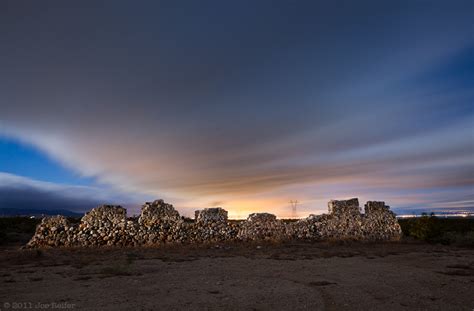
[{"xmin": 0, "ymin": 241, "xmax": 473, "ymax": 311}]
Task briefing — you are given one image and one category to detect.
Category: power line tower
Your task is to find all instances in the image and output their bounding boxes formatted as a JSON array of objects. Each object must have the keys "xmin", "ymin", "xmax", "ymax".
[{"xmin": 289, "ymin": 200, "xmax": 299, "ymax": 219}]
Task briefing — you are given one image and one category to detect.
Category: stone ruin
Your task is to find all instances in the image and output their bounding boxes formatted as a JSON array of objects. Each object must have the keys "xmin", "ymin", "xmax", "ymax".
[
  {"xmin": 139, "ymin": 199, "xmax": 180, "ymax": 227},
  {"xmin": 26, "ymin": 198, "xmax": 402, "ymax": 248},
  {"xmin": 195, "ymin": 208, "xmax": 228, "ymax": 224},
  {"xmin": 292, "ymin": 199, "xmax": 401, "ymax": 240},
  {"xmin": 237, "ymin": 213, "xmax": 286, "ymax": 241}
]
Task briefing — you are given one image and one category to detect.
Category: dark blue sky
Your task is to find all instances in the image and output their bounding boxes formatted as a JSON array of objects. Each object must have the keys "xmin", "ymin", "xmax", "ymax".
[
  {"xmin": 0, "ymin": 1, "xmax": 473, "ymax": 217},
  {"xmin": 0, "ymin": 137, "xmax": 93, "ymax": 185}
]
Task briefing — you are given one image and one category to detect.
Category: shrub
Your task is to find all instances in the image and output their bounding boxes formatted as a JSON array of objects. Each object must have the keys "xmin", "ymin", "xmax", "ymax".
[
  {"xmin": 398, "ymin": 216, "xmax": 474, "ymax": 245},
  {"xmin": 0, "ymin": 217, "xmax": 41, "ymax": 245}
]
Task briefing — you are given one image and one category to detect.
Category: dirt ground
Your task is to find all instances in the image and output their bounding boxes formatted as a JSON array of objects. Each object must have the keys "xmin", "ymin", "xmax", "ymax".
[{"xmin": 0, "ymin": 241, "xmax": 473, "ymax": 310}]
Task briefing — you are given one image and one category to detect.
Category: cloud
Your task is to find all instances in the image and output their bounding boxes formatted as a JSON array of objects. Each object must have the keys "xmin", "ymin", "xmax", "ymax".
[
  {"xmin": 0, "ymin": 173, "xmax": 144, "ymax": 214},
  {"xmin": 0, "ymin": 1, "xmax": 473, "ymax": 216}
]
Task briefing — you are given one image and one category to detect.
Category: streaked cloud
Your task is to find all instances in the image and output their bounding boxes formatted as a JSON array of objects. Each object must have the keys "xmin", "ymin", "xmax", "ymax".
[
  {"xmin": 0, "ymin": 172, "xmax": 146, "ymax": 214},
  {"xmin": 0, "ymin": 1, "xmax": 473, "ymax": 217}
]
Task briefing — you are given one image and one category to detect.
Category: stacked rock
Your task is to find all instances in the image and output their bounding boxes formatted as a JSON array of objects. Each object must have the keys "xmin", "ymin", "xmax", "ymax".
[
  {"xmin": 291, "ymin": 199, "xmax": 401, "ymax": 241},
  {"xmin": 26, "ymin": 215, "xmax": 73, "ymax": 248},
  {"xmin": 362, "ymin": 201, "xmax": 402, "ymax": 240},
  {"xmin": 138, "ymin": 200, "xmax": 184, "ymax": 244},
  {"xmin": 139, "ymin": 200, "xmax": 180, "ymax": 227},
  {"xmin": 237, "ymin": 213, "xmax": 286, "ymax": 241},
  {"xmin": 195, "ymin": 208, "xmax": 228, "ymax": 223},
  {"xmin": 322, "ymin": 198, "xmax": 365, "ymax": 239},
  {"xmin": 81, "ymin": 205, "xmax": 126, "ymax": 226},
  {"xmin": 289, "ymin": 214, "xmax": 322, "ymax": 240},
  {"xmin": 26, "ymin": 197, "xmax": 403, "ymax": 248},
  {"xmin": 291, "ymin": 201, "xmax": 358, "ymax": 241},
  {"xmin": 327, "ymin": 198, "xmax": 361, "ymax": 215},
  {"xmin": 193, "ymin": 208, "xmax": 239, "ymax": 242},
  {"xmin": 77, "ymin": 205, "xmax": 137, "ymax": 247}
]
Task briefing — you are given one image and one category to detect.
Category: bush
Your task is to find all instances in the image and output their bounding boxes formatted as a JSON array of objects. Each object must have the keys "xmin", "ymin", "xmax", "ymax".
[
  {"xmin": 0, "ymin": 217, "xmax": 41, "ymax": 245},
  {"xmin": 398, "ymin": 216, "xmax": 474, "ymax": 245}
]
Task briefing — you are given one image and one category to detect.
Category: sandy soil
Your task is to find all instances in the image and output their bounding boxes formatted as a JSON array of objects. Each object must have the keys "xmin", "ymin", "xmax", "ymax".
[{"xmin": 0, "ymin": 241, "xmax": 473, "ymax": 310}]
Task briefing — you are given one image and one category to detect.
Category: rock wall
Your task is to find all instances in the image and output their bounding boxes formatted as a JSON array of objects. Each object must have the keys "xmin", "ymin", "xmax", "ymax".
[
  {"xmin": 26, "ymin": 198, "xmax": 402, "ymax": 248},
  {"xmin": 139, "ymin": 200, "xmax": 180, "ymax": 227},
  {"xmin": 291, "ymin": 199, "xmax": 401, "ymax": 240},
  {"xmin": 237, "ymin": 213, "xmax": 286, "ymax": 241}
]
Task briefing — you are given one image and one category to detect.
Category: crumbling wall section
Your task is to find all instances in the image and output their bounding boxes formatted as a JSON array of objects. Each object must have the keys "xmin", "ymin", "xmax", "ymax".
[
  {"xmin": 138, "ymin": 200, "xmax": 183, "ymax": 244},
  {"xmin": 192, "ymin": 208, "xmax": 239, "ymax": 242},
  {"xmin": 290, "ymin": 199, "xmax": 401, "ymax": 240},
  {"xmin": 362, "ymin": 201, "xmax": 402, "ymax": 240},
  {"xmin": 26, "ymin": 215, "xmax": 72, "ymax": 248},
  {"xmin": 237, "ymin": 213, "xmax": 286, "ymax": 241},
  {"xmin": 26, "ymin": 198, "xmax": 402, "ymax": 248}
]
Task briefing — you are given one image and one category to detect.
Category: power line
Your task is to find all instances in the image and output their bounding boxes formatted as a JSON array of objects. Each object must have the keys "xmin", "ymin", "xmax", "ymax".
[{"xmin": 289, "ymin": 200, "xmax": 298, "ymax": 218}]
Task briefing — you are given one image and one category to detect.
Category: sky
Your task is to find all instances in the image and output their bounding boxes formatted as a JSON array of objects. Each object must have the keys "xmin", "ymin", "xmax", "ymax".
[{"xmin": 0, "ymin": 1, "xmax": 473, "ymax": 218}]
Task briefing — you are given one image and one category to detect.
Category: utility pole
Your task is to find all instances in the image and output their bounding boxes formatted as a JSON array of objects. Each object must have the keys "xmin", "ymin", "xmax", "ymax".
[{"xmin": 289, "ymin": 200, "xmax": 298, "ymax": 219}]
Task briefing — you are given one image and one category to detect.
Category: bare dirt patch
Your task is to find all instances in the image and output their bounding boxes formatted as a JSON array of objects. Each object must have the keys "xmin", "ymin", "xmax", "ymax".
[{"xmin": 1, "ymin": 241, "xmax": 473, "ymax": 310}]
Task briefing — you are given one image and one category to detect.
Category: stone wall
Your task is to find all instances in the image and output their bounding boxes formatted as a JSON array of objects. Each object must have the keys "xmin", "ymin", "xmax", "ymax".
[
  {"xmin": 26, "ymin": 198, "xmax": 402, "ymax": 248},
  {"xmin": 291, "ymin": 199, "xmax": 401, "ymax": 240},
  {"xmin": 237, "ymin": 213, "xmax": 286, "ymax": 241}
]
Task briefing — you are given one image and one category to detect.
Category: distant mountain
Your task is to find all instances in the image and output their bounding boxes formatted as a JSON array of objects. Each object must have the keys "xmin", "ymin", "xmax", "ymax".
[{"xmin": 0, "ymin": 208, "xmax": 83, "ymax": 218}]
